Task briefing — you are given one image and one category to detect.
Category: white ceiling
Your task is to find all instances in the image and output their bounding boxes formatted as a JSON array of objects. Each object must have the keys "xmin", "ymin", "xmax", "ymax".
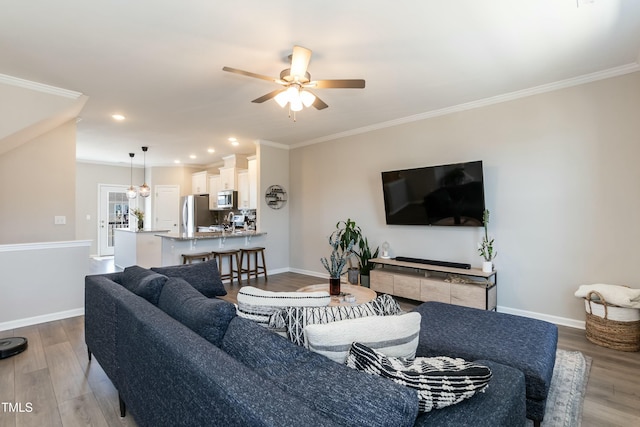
[{"xmin": 1, "ymin": 0, "xmax": 639, "ymax": 167}]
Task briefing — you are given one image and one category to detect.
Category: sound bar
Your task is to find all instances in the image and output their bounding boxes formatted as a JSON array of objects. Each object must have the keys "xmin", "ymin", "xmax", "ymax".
[{"xmin": 394, "ymin": 256, "xmax": 471, "ymax": 270}]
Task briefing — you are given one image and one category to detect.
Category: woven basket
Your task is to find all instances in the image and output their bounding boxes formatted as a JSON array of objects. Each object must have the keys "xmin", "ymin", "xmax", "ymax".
[{"xmin": 585, "ymin": 291, "xmax": 640, "ymax": 352}]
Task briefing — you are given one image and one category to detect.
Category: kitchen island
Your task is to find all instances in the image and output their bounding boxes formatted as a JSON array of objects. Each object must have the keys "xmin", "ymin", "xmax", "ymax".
[
  {"xmin": 114, "ymin": 229, "xmax": 171, "ymax": 269},
  {"xmin": 156, "ymin": 230, "xmax": 267, "ymax": 267}
]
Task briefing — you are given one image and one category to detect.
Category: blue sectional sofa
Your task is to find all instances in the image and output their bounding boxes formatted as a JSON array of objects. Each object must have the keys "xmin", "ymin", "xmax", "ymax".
[{"xmin": 85, "ymin": 267, "xmax": 532, "ymax": 427}]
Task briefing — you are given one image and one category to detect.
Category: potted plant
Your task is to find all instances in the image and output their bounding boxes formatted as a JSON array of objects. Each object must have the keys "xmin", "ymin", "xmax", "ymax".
[
  {"xmin": 478, "ymin": 209, "xmax": 496, "ymax": 272},
  {"xmin": 320, "ymin": 229, "xmax": 354, "ymax": 295},
  {"xmin": 356, "ymin": 237, "xmax": 379, "ymax": 288},
  {"xmin": 336, "ymin": 219, "xmax": 362, "ymax": 284},
  {"xmin": 131, "ymin": 208, "xmax": 144, "ymax": 231}
]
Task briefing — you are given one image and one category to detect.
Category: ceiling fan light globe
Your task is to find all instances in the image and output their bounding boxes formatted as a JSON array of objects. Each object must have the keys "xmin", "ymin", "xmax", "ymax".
[
  {"xmin": 300, "ymin": 90, "xmax": 316, "ymax": 108},
  {"xmin": 274, "ymin": 91, "xmax": 289, "ymax": 108},
  {"xmin": 290, "ymin": 97, "xmax": 303, "ymax": 112}
]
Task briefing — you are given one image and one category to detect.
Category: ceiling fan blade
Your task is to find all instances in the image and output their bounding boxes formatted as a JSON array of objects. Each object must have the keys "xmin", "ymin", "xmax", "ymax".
[
  {"xmin": 251, "ymin": 89, "xmax": 285, "ymax": 103},
  {"xmin": 312, "ymin": 95, "xmax": 329, "ymax": 110},
  {"xmin": 310, "ymin": 79, "xmax": 366, "ymax": 89},
  {"xmin": 222, "ymin": 66, "xmax": 276, "ymax": 82},
  {"xmin": 290, "ymin": 45, "xmax": 312, "ymax": 80}
]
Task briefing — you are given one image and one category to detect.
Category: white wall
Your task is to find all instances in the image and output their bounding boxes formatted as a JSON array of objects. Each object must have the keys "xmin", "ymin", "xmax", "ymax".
[
  {"xmin": 289, "ymin": 72, "xmax": 640, "ymax": 326},
  {"xmin": 0, "ymin": 240, "xmax": 90, "ymax": 330},
  {"xmin": 257, "ymin": 141, "xmax": 290, "ymax": 272},
  {"xmin": 0, "ymin": 120, "xmax": 77, "ymax": 244}
]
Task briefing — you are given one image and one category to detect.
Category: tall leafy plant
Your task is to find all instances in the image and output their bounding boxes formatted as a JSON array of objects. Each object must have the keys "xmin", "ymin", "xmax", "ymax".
[
  {"xmin": 356, "ymin": 237, "xmax": 379, "ymax": 276},
  {"xmin": 478, "ymin": 209, "xmax": 497, "ymax": 262},
  {"xmin": 336, "ymin": 219, "xmax": 361, "ymax": 268}
]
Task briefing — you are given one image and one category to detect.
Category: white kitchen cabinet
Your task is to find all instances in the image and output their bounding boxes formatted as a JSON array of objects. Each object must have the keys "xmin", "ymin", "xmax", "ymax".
[
  {"xmin": 219, "ymin": 167, "xmax": 236, "ymax": 190},
  {"xmin": 192, "ymin": 171, "xmax": 209, "ymax": 194},
  {"xmin": 208, "ymin": 175, "xmax": 221, "ymax": 209},
  {"xmin": 247, "ymin": 156, "xmax": 257, "ymax": 209},
  {"xmin": 237, "ymin": 170, "xmax": 249, "ymax": 209}
]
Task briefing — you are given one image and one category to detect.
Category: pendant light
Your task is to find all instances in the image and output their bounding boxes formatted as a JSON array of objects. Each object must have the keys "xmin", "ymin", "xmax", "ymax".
[
  {"xmin": 126, "ymin": 153, "xmax": 137, "ymax": 199},
  {"xmin": 139, "ymin": 146, "xmax": 150, "ymax": 198}
]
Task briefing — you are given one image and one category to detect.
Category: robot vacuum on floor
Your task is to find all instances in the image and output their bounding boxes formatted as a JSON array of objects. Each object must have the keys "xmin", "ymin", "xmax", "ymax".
[{"xmin": 0, "ymin": 337, "xmax": 28, "ymax": 359}]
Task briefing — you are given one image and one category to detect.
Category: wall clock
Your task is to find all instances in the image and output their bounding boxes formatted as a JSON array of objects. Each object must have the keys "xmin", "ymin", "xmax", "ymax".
[{"xmin": 265, "ymin": 185, "xmax": 287, "ymax": 210}]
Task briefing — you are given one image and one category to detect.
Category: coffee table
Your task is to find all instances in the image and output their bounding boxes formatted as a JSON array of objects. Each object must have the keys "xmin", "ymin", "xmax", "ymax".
[{"xmin": 297, "ymin": 283, "xmax": 377, "ymax": 306}]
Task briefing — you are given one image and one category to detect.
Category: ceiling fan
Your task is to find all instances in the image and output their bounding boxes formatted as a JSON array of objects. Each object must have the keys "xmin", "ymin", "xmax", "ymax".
[{"xmin": 222, "ymin": 45, "xmax": 365, "ymax": 117}]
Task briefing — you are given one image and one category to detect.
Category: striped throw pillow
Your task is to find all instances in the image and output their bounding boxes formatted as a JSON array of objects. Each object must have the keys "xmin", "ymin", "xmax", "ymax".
[
  {"xmin": 236, "ymin": 286, "xmax": 330, "ymax": 327},
  {"xmin": 346, "ymin": 342, "xmax": 492, "ymax": 412},
  {"xmin": 269, "ymin": 294, "xmax": 403, "ymax": 346},
  {"xmin": 303, "ymin": 312, "xmax": 421, "ymax": 363}
]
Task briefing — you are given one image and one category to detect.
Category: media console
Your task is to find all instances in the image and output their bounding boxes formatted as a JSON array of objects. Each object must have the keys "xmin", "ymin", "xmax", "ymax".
[{"xmin": 369, "ymin": 257, "xmax": 497, "ymax": 310}]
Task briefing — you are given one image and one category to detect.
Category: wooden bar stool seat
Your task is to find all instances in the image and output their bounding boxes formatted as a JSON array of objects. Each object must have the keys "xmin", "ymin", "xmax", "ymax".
[
  {"xmin": 239, "ymin": 247, "xmax": 267, "ymax": 283},
  {"xmin": 211, "ymin": 249, "xmax": 241, "ymax": 285},
  {"xmin": 182, "ymin": 252, "xmax": 212, "ymax": 264}
]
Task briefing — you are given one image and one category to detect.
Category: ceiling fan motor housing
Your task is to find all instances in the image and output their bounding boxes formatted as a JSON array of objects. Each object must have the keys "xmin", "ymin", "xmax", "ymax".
[{"xmin": 280, "ymin": 68, "xmax": 311, "ymax": 84}]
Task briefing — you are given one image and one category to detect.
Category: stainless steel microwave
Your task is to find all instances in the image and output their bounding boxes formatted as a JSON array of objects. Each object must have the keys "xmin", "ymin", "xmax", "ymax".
[{"xmin": 217, "ymin": 190, "xmax": 238, "ymax": 209}]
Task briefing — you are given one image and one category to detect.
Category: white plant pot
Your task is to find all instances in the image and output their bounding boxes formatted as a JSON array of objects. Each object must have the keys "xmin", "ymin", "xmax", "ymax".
[{"xmin": 482, "ymin": 261, "xmax": 493, "ymax": 273}]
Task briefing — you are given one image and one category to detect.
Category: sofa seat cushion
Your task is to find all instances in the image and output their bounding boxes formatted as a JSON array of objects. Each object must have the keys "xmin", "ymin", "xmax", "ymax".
[
  {"xmin": 346, "ymin": 342, "xmax": 492, "ymax": 412},
  {"xmin": 157, "ymin": 277, "xmax": 236, "ymax": 347},
  {"xmin": 221, "ymin": 317, "xmax": 419, "ymax": 427},
  {"xmin": 304, "ymin": 313, "xmax": 421, "ymax": 363},
  {"xmin": 414, "ymin": 360, "xmax": 526, "ymax": 427},
  {"xmin": 413, "ymin": 302, "xmax": 557, "ymax": 422},
  {"xmin": 122, "ymin": 265, "xmax": 168, "ymax": 305},
  {"xmin": 269, "ymin": 294, "xmax": 403, "ymax": 346},
  {"xmin": 152, "ymin": 259, "xmax": 226, "ymax": 297},
  {"xmin": 236, "ymin": 286, "xmax": 330, "ymax": 326}
]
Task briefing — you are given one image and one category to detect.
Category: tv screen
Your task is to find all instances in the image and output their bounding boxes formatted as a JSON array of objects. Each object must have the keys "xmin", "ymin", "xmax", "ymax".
[{"xmin": 381, "ymin": 160, "xmax": 485, "ymax": 226}]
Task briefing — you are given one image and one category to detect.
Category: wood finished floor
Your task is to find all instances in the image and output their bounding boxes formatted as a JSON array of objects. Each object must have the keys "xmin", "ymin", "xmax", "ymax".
[{"xmin": 0, "ymin": 259, "xmax": 638, "ymax": 426}]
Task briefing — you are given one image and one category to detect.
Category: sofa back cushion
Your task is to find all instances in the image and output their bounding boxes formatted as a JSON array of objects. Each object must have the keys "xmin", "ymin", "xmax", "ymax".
[
  {"xmin": 221, "ymin": 317, "xmax": 418, "ymax": 427},
  {"xmin": 152, "ymin": 259, "xmax": 226, "ymax": 297},
  {"xmin": 122, "ymin": 265, "xmax": 168, "ymax": 305},
  {"xmin": 157, "ymin": 277, "xmax": 236, "ymax": 347}
]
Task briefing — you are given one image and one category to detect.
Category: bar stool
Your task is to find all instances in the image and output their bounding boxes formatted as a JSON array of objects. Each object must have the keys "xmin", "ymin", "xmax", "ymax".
[
  {"xmin": 182, "ymin": 252, "xmax": 212, "ymax": 264},
  {"xmin": 239, "ymin": 247, "xmax": 267, "ymax": 283},
  {"xmin": 211, "ymin": 249, "xmax": 241, "ymax": 285}
]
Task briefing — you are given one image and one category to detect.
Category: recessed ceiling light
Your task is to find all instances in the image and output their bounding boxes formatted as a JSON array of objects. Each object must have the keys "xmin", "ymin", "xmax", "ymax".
[
  {"xmin": 229, "ymin": 137, "xmax": 239, "ymax": 146},
  {"xmin": 112, "ymin": 114, "xmax": 126, "ymax": 121},
  {"xmin": 207, "ymin": 148, "xmax": 215, "ymax": 153},
  {"xmin": 228, "ymin": 137, "xmax": 237, "ymax": 142},
  {"xmin": 174, "ymin": 159, "xmax": 181, "ymax": 164},
  {"xmin": 189, "ymin": 154, "xmax": 197, "ymax": 159}
]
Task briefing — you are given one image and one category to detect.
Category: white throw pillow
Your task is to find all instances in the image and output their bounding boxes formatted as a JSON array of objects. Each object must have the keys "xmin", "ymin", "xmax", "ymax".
[
  {"xmin": 303, "ymin": 312, "xmax": 421, "ymax": 364},
  {"xmin": 236, "ymin": 286, "xmax": 330, "ymax": 326}
]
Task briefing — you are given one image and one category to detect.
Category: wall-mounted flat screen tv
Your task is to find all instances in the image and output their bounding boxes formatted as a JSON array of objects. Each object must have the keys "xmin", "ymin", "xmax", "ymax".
[{"xmin": 381, "ymin": 160, "xmax": 485, "ymax": 226}]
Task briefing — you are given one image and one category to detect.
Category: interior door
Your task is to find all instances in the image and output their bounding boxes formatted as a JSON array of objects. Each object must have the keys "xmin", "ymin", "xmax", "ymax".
[
  {"xmin": 154, "ymin": 185, "xmax": 180, "ymax": 233},
  {"xmin": 98, "ymin": 184, "xmax": 131, "ymax": 256}
]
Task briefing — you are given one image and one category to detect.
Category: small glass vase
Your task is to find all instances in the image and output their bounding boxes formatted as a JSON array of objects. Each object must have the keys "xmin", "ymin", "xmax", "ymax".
[
  {"xmin": 329, "ymin": 278, "xmax": 341, "ymax": 296},
  {"xmin": 137, "ymin": 219, "xmax": 144, "ymax": 231}
]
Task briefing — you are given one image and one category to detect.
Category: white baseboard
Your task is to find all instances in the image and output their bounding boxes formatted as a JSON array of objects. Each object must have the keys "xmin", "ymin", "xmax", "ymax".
[
  {"xmin": 288, "ymin": 267, "xmax": 327, "ymax": 279},
  {"xmin": 0, "ymin": 308, "xmax": 85, "ymax": 332},
  {"xmin": 497, "ymin": 306, "xmax": 586, "ymax": 330}
]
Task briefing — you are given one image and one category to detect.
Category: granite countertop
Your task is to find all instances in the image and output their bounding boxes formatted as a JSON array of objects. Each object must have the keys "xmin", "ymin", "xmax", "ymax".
[
  {"xmin": 156, "ymin": 230, "xmax": 266, "ymax": 240},
  {"xmin": 115, "ymin": 228, "xmax": 171, "ymax": 234}
]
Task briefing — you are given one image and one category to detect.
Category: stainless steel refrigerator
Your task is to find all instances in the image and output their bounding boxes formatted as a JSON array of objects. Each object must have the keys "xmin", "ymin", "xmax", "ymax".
[{"xmin": 181, "ymin": 194, "xmax": 213, "ymax": 234}]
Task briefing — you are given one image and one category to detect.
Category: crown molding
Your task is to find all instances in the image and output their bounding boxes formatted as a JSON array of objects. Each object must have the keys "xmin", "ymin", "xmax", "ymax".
[
  {"xmin": 292, "ymin": 62, "xmax": 640, "ymax": 149},
  {"xmin": 257, "ymin": 139, "xmax": 290, "ymax": 150},
  {"xmin": 0, "ymin": 73, "xmax": 83, "ymax": 99}
]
